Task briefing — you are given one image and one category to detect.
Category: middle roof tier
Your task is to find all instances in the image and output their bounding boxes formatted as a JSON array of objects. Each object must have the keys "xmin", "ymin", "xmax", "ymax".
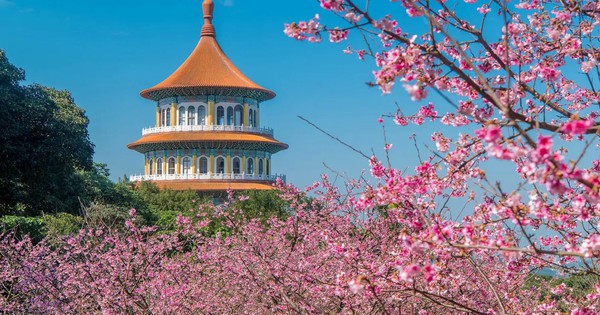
[{"xmin": 127, "ymin": 131, "xmax": 288, "ymax": 153}]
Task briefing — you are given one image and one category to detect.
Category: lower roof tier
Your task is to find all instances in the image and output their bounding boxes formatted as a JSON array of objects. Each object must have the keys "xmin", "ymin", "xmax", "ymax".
[
  {"xmin": 127, "ymin": 131, "xmax": 288, "ymax": 154},
  {"xmin": 136, "ymin": 179, "xmax": 278, "ymax": 191}
]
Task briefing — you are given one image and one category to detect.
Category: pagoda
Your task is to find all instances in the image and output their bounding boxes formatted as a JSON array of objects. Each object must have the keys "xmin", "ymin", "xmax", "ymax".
[{"xmin": 128, "ymin": 0, "xmax": 288, "ymax": 192}]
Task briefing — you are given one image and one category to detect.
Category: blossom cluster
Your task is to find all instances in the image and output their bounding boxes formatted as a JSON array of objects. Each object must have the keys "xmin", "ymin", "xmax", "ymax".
[{"xmin": 282, "ymin": 0, "xmax": 600, "ymax": 312}]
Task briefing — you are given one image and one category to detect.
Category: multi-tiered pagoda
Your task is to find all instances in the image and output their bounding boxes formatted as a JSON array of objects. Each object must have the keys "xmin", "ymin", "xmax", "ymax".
[{"xmin": 128, "ymin": 0, "xmax": 288, "ymax": 192}]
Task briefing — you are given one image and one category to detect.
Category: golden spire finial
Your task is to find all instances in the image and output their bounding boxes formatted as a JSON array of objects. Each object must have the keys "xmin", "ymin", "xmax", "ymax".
[{"xmin": 201, "ymin": 0, "xmax": 215, "ymax": 37}]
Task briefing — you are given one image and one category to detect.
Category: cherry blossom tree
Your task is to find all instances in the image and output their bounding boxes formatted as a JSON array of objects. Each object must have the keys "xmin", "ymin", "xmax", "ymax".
[
  {"xmin": 282, "ymin": 0, "xmax": 600, "ymax": 312},
  {"xmin": 0, "ymin": 179, "xmax": 596, "ymax": 314},
  {"xmin": 2, "ymin": 0, "xmax": 600, "ymax": 314},
  {"xmin": 0, "ymin": 190, "xmax": 543, "ymax": 314}
]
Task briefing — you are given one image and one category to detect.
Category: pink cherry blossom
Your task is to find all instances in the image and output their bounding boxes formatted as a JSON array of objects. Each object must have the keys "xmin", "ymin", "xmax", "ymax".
[
  {"xmin": 320, "ymin": 0, "xmax": 344, "ymax": 12},
  {"xmin": 475, "ymin": 125, "xmax": 502, "ymax": 143},
  {"xmin": 328, "ymin": 28, "xmax": 349, "ymax": 43},
  {"xmin": 561, "ymin": 117, "xmax": 594, "ymax": 135}
]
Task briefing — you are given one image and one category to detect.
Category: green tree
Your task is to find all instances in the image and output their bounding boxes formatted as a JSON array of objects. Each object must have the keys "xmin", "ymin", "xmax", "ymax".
[
  {"xmin": 132, "ymin": 182, "xmax": 205, "ymax": 231},
  {"xmin": 0, "ymin": 50, "xmax": 94, "ymax": 215},
  {"xmin": 44, "ymin": 212, "xmax": 83, "ymax": 243},
  {"xmin": 232, "ymin": 190, "xmax": 290, "ymax": 223}
]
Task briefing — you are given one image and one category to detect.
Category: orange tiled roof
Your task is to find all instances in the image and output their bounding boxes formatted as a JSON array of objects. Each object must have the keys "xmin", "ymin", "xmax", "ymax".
[
  {"xmin": 149, "ymin": 179, "xmax": 276, "ymax": 191},
  {"xmin": 140, "ymin": 0, "xmax": 275, "ymax": 102},
  {"xmin": 127, "ymin": 131, "xmax": 289, "ymax": 153}
]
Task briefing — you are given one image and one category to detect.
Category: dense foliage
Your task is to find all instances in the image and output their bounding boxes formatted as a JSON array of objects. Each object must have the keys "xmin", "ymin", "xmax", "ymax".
[{"xmin": 0, "ymin": 50, "xmax": 94, "ymax": 215}]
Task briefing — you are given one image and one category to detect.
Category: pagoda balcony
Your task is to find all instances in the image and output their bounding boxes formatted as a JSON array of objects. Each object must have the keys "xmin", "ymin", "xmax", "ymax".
[
  {"xmin": 141, "ymin": 125, "xmax": 274, "ymax": 136},
  {"xmin": 129, "ymin": 173, "xmax": 285, "ymax": 183}
]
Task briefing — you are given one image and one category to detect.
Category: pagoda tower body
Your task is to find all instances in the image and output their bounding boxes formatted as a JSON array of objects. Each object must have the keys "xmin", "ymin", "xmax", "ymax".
[{"xmin": 128, "ymin": 0, "xmax": 288, "ymax": 192}]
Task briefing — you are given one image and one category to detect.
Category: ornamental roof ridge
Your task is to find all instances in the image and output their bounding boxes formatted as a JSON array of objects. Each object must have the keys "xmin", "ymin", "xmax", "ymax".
[{"xmin": 140, "ymin": 0, "xmax": 275, "ymax": 102}]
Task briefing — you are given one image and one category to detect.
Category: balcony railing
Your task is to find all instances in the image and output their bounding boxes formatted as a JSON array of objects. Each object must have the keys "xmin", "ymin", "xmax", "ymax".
[
  {"xmin": 129, "ymin": 173, "xmax": 285, "ymax": 183},
  {"xmin": 141, "ymin": 125, "xmax": 274, "ymax": 136}
]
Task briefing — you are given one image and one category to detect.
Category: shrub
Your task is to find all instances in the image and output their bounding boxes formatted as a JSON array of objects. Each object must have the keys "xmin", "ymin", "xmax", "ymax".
[{"xmin": 0, "ymin": 215, "xmax": 46, "ymax": 243}]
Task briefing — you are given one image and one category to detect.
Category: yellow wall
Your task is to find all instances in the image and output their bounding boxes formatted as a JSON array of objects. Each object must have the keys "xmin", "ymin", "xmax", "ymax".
[
  {"xmin": 176, "ymin": 156, "xmax": 181, "ymax": 175},
  {"xmin": 241, "ymin": 156, "xmax": 246, "ymax": 174},
  {"xmin": 225, "ymin": 155, "xmax": 231, "ymax": 174},
  {"xmin": 192, "ymin": 154, "xmax": 197, "ymax": 174},
  {"xmin": 256, "ymin": 107, "xmax": 260, "ymax": 127},
  {"xmin": 254, "ymin": 157, "xmax": 259, "ymax": 176},
  {"xmin": 156, "ymin": 105, "xmax": 160, "ymax": 127},
  {"xmin": 170, "ymin": 102, "xmax": 176, "ymax": 126},
  {"xmin": 207, "ymin": 100, "xmax": 215, "ymax": 125},
  {"xmin": 243, "ymin": 103, "xmax": 249, "ymax": 126},
  {"xmin": 209, "ymin": 155, "xmax": 214, "ymax": 173}
]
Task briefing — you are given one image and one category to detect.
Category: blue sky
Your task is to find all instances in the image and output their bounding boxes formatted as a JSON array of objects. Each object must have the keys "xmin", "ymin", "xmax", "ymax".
[{"xmin": 0, "ymin": 0, "xmax": 435, "ymax": 188}]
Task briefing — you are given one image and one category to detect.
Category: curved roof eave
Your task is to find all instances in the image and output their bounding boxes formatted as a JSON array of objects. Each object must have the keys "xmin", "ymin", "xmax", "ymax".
[
  {"xmin": 141, "ymin": 180, "xmax": 278, "ymax": 191},
  {"xmin": 127, "ymin": 131, "xmax": 289, "ymax": 153}
]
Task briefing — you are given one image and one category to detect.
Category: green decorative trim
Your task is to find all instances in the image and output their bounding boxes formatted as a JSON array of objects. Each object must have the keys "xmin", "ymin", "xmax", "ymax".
[
  {"xmin": 178, "ymin": 95, "xmax": 209, "ymax": 103},
  {"xmin": 143, "ymin": 86, "xmax": 275, "ymax": 102}
]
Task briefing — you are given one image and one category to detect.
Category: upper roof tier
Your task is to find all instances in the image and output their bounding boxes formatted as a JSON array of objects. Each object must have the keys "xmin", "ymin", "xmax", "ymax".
[{"xmin": 140, "ymin": 0, "xmax": 275, "ymax": 102}]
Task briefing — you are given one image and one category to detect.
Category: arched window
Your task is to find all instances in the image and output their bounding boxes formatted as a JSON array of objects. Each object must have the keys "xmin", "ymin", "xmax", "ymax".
[
  {"xmin": 253, "ymin": 110, "xmax": 257, "ymax": 127},
  {"xmin": 181, "ymin": 157, "xmax": 191, "ymax": 175},
  {"xmin": 216, "ymin": 157, "xmax": 225, "ymax": 174},
  {"xmin": 234, "ymin": 105, "xmax": 243, "ymax": 126},
  {"xmin": 198, "ymin": 156, "xmax": 208, "ymax": 174},
  {"xmin": 227, "ymin": 107, "xmax": 234, "ymax": 125},
  {"xmin": 266, "ymin": 159, "xmax": 270, "ymax": 176},
  {"xmin": 246, "ymin": 158, "xmax": 254, "ymax": 175},
  {"xmin": 249, "ymin": 109, "xmax": 254, "ymax": 127},
  {"xmin": 167, "ymin": 157, "xmax": 176, "ymax": 175},
  {"xmin": 156, "ymin": 158, "xmax": 163, "ymax": 175},
  {"xmin": 166, "ymin": 108, "xmax": 171, "ymax": 126},
  {"xmin": 178, "ymin": 106, "xmax": 186, "ymax": 125},
  {"xmin": 232, "ymin": 157, "xmax": 241, "ymax": 174},
  {"xmin": 217, "ymin": 106, "xmax": 225, "ymax": 125},
  {"xmin": 198, "ymin": 105, "xmax": 206, "ymax": 125},
  {"xmin": 258, "ymin": 158, "xmax": 264, "ymax": 176},
  {"xmin": 187, "ymin": 106, "xmax": 196, "ymax": 125},
  {"xmin": 149, "ymin": 158, "xmax": 154, "ymax": 175}
]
